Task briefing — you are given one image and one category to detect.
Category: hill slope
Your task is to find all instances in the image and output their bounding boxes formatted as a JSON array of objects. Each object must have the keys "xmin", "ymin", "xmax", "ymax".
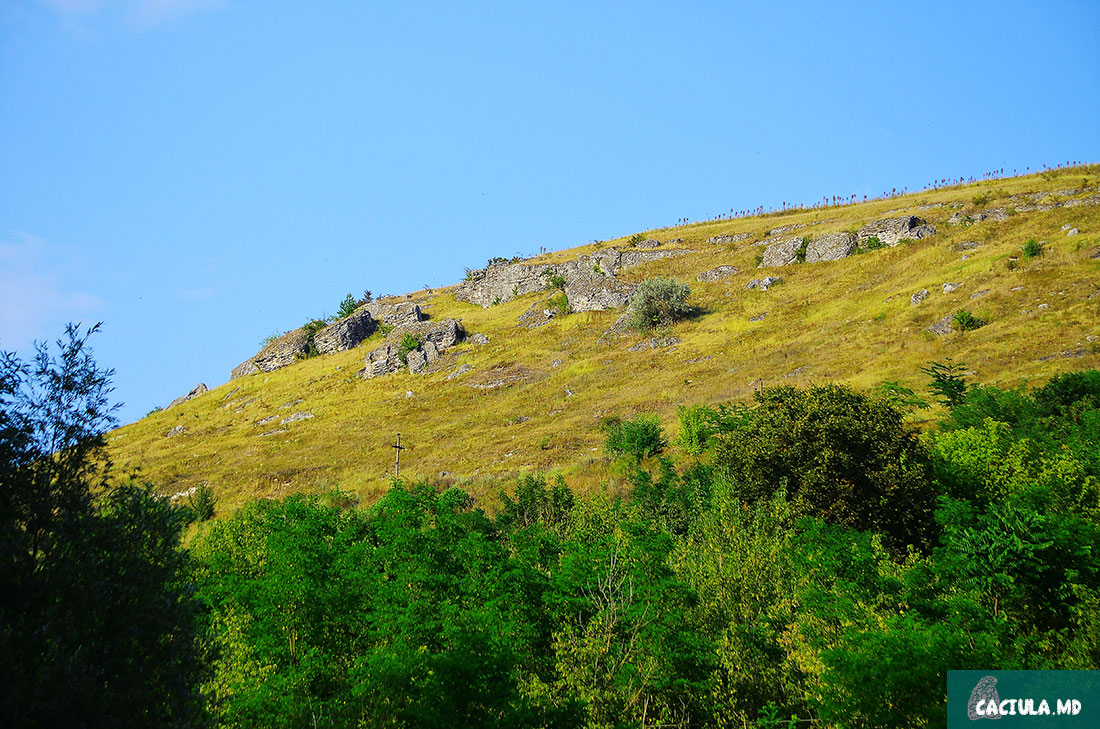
[{"xmin": 108, "ymin": 166, "xmax": 1100, "ymax": 510}]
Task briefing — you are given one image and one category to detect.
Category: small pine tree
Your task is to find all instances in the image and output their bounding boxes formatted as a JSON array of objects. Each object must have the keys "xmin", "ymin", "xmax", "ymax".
[
  {"xmin": 188, "ymin": 483, "xmax": 216, "ymax": 521},
  {"xmin": 337, "ymin": 293, "xmax": 359, "ymax": 319},
  {"xmin": 922, "ymin": 359, "xmax": 969, "ymax": 407}
]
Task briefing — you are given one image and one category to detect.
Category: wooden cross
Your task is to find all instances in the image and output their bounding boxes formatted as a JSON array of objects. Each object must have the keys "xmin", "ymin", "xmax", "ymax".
[{"xmin": 392, "ymin": 432, "xmax": 405, "ymax": 478}]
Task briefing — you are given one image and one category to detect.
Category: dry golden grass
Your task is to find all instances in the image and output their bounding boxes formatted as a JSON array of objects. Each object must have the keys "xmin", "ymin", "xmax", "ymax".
[{"xmin": 108, "ymin": 167, "xmax": 1100, "ymax": 514}]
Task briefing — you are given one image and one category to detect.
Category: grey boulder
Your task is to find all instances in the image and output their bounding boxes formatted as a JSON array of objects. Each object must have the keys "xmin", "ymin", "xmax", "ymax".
[
  {"xmin": 804, "ymin": 232, "xmax": 856, "ymax": 263},
  {"xmin": 697, "ymin": 265, "xmax": 739, "ymax": 282},
  {"xmin": 314, "ymin": 307, "xmax": 376, "ymax": 354},
  {"xmin": 232, "ymin": 329, "xmax": 310, "ymax": 379},
  {"xmin": 858, "ymin": 216, "xmax": 936, "ymax": 246},
  {"xmin": 167, "ymin": 383, "xmax": 208, "ymax": 410},
  {"xmin": 761, "ymin": 237, "xmax": 803, "ymax": 267}
]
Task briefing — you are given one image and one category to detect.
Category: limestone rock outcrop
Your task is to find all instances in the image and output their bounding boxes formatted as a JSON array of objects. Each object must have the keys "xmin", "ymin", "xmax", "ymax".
[
  {"xmin": 746, "ymin": 277, "xmax": 782, "ymax": 291},
  {"xmin": 928, "ymin": 315, "xmax": 954, "ymax": 336},
  {"xmin": 167, "ymin": 383, "xmax": 207, "ymax": 409},
  {"xmin": 454, "ymin": 246, "xmax": 689, "ymax": 309},
  {"xmin": 706, "ymin": 232, "xmax": 753, "ymax": 245},
  {"xmin": 761, "ymin": 237, "xmax": 803, "ymax": 267},
  {"xmin": 595, "ymin": 247, "xmax": 689, "ymax": 275},
  {"xmin": 364, "ymin": 301, "xmax": 423, "ymax": 328},
  {"xmin": 768, "ymin": 223, "xmax": 807, "ymax": 236},
  {"xmin": 314, "ymin": 307, "xmax": 376, "ymax": 355},
  {"xmin": 697, "ymin": 265, "xmax": 739, "ymax": 282},
  {"xmin": 857, "ymin": 216, "xmax": 936, "ymax": 247},
  {"xmin": 804, "ymin": 232, "xmax": 856, "ymax": 263},
  {"xmin": 231, "ymin": 329, "xmax": 310, "ymax": 379},
  {"xmin": 360, "ymin": 318, "xmax": 465, "ymax": 378},
  {"xmin": 563, "ymin": 271, "xmax": 635, "ymax": 311},
  {"xmin": 517, "ymin": 302, "xmax": 557, "ymax": 329}
]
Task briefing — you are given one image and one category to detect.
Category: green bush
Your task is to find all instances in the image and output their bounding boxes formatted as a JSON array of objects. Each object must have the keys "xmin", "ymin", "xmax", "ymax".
[
  {"xmin": 627, "ymin": 233, "xmax": 645, "ymax": 247},
  {"xmin": 676, "ymin": 404, "xmax": 718, "ymax": 455},
  {"xmin": 299, "ymin": 318, "xmax": 328, "ymax": 358},
  {"xmin": 397, "ymin": 333, "xmax": 422, "ymax": 364},
  {"xmin": 337, "ymin": 292, "xmax": 359, "ymax": 319},
  {"xmin": 1022, "ymin": 238, "xmax": 1043, "ymax": 258},
  {"xmin": 862, "ymin": 235, "xmax": 886, "ymax": 251},
  {"xmin": 547, "ymin": 291, "xmax": 571, "ymax": 316},
  {"xmin": 795, "ymin": 236, "xmax": 810, "ymax": 263},
  {"xmin": 951, "ymin": 309, "xmax": 985, "ymax": 332},
  {"xmin": 601, "ymin": 413, "xmax": 667, "ymax": 461},
  {"xmin": 546, "ymin": 272, "xmax": 566, "ymax": 290},
  {"xmin": 625, "ymin": 277, "xmax": 692, "ymax": 332}
]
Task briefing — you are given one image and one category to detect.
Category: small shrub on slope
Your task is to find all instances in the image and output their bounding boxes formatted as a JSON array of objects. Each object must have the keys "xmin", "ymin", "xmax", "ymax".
[
  {"xmin": 626, "ymin": 277, "xmax": 692, "ymax": 332},
  {"xmin": 397, "ymin": 333, "xmax": 421, "ymax": 364},
  {"xmin": 952, "ymin": 309, "xmax": 985, "ymax": 332},
  {"xmin": 1022, "ymin": 239, "xmax": 1043, "ymax": 259},
  {"xmin": 601, "ymin": 413, "xmax": 667, "ymax": 462}
]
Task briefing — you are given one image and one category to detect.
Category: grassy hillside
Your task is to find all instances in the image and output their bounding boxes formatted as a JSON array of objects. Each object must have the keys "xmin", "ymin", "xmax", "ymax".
[{"xmin": 108, "ymin": 166, "xmax": 1100, "ymax": 511}]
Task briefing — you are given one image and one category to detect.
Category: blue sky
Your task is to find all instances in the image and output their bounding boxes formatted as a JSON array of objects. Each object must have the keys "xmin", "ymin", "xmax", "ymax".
[{"xmin": 2, "ymin": 0, "xmax": 1098, "ymax": 423}]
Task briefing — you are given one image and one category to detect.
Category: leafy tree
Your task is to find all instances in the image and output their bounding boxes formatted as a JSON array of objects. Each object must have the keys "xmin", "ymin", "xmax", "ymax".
[
  {"xmin": 497, "ymin": 472, "xmax": 575, "ymax": 532},
  {"xmin": 193, "ymin": 483, "xmax": 580, "ymax": 728},
  {"xmin": 547, "ymin": 501, "xmax": 712, "ymax": 728},
  {"xmin": 299, "ymin": 318, "xmax": 328, "ymax": 358},
  {"xmin": 711, "ymin": 384, "xmax": 938, "ymax": 553},
  {"xmin": 0, "ymin": 324, "xmax": 204, "ymax": 728},
  {"xmin": 1033, "ymin": 369, "xmax": 1100, "ymax": 417}
]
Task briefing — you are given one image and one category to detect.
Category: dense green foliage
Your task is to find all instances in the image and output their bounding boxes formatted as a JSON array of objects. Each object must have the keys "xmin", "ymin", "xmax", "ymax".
[
  {"xmin": 0, "ymin": 326, "xmax": 204, "ymax": 727},
  {"xmin": 10, "ymin": 326, "xmax": 1100, "ymax": 728},
  {"xmin": 710, "ymin": 384, "xmax": 937, "ymax": 552},
  {"xmin": 182, "ymin": 369, "xmax": 1100, "ymax": 727}
]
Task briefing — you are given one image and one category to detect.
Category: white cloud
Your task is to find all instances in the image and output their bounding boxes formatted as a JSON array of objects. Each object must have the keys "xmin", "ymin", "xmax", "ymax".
[{"xmin": 0, "ymin": 232, "xmax": 105, "ymax": 351}]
